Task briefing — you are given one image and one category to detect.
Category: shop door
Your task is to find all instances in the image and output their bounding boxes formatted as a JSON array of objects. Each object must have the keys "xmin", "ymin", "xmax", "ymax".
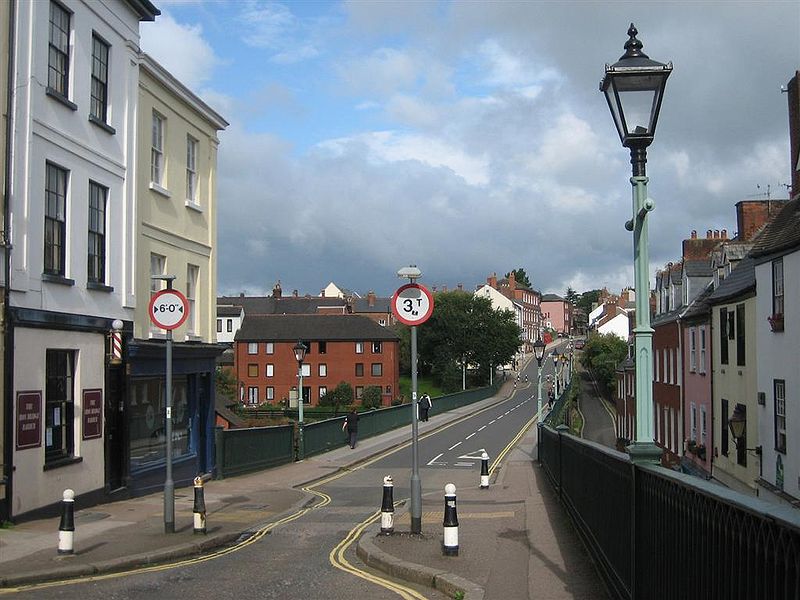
[{"xmin": 105, "ymin": 365, "xmax": 126, "ymax": 491}]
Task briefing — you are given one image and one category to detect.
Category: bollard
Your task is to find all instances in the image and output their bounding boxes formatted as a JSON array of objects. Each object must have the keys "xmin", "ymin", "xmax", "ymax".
[
  {"xmin": 442, "ymin": 483, "xmax": 459, "ymax": 556},
  {"xmin": 380, "ymin": 475, "xmax": 394, "ymax": 535},
  {"xmin": 58, "ymin": 489, "xmax": 75, "ymax": 555},
  {"xmin": 193, "ymin": 476, "xmax": 207, "ymax": 534},
  {"xmin": 480, "ymin": 452, "xmax": 490, "ymax": 489}
]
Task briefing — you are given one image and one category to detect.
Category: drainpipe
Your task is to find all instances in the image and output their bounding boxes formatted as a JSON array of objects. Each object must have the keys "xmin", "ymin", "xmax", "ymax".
[{"xmin": 2, "ymin": 0, "xmax": 17, "ymax": 522}]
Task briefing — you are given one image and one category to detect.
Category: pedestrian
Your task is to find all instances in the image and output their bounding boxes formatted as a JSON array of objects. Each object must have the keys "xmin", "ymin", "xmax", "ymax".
[
  {"xmin": 418, "ymin": 393, "xmax": 432, "ymax": 422},
  {"xmin": 344, "ymin": 408, "xmax": 359, "ymax": 449}
]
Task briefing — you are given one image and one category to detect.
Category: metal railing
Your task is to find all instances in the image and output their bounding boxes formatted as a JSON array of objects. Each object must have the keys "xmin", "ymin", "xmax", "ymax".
[
  {"xmin": 539, "ymin": 425, "xmax": 800, "ymax": 600},
  {"xmin": 214, "ymin": 424, "xmax": 294, "ymax": 479}
]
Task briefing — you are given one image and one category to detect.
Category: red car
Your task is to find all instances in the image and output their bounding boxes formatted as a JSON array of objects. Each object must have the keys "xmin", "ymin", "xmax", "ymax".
[{"xmin": 574, "ymin": 340, "xmax": 586, "ymax": 349}]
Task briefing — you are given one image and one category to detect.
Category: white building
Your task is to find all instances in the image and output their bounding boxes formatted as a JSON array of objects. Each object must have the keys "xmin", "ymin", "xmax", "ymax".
[{"xmin": 4, "ymin": 0, "xmax": 159, "ymax": 518}]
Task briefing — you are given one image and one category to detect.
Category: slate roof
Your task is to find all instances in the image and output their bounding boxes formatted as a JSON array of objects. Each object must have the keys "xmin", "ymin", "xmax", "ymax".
[
  {"xmin": 681, "ymin": 283, "xmax": 714, "ymax": 322},
  {"xmin": 749, "ymin": 196, "xmax": 800, "ymax": 260},
  {"xmin": 218, "ymin": 295, "xmax": 345, "ymax": 315},
  {"xmin": 353, "ymin": 297, "xmax": 391, "ymax": 313},
  {"xmin": 541, "ymin": 294, "xmax": 565, "ymax": 302},
  {"xmin": 708, "ymin": 256, "xmax": 756, "ymax": 304},
  {"xmin": 235, "ymin": 314, "xmax": 400, "ymax": 342},
  {"xmin": 217, "ymin": 305, "xmax": 243, "ymax": 317},
  {"xmin": 683, "ymin": 259, "xmax": 713, "ymax": 278},
  {"xmin": 651, "ymin": 307, "xmax": 682, "ymax": 327}
]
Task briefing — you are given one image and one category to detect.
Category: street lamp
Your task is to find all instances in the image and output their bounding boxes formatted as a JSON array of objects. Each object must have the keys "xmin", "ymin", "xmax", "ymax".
[
  {"xmin": 728, "ymin": 404, "xmax": 762, "ymax": 455},
  {"xmin": 534, "ymin": 338, "xmax": 546, "ymax": 419},
  {"xmin": 601, "ymin": 23, "xmax": 671, "ymax": 462},
  {"xmin": 293, "ymin": 340, "xmax": 307, "ymax": 460},
  {"xmin": 552, "ymin": 348, "xmax": 561, "ymax": 398}
]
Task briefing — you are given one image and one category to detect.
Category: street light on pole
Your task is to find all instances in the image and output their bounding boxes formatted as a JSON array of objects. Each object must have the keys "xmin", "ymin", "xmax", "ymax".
[
  {"xmin": 293, "ymin": 341, "xmax": 307, "ymax": 460},
  {"xmin": 533, "ymin": 338, "xmax": 546, "ymax": 419},
  {"xmin": 601, "ymin": 23, "xmax": 671, "ymax": 462},
  {"xmin": 552, "ymin": 347, "xmax": 561, "ymax": 398}
]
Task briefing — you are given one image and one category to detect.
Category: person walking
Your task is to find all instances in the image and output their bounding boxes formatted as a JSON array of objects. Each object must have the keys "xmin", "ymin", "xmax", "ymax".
[
  {"xmin": 418, "ymin": 393, "xmax": 432, "ymax": 422},
  {"xmin": 345, "ymin": 408, "xmax": 359, "ymax": 449}
]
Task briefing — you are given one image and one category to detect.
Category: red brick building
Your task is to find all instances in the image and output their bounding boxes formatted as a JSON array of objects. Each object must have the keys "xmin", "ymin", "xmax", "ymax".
[
  {"xmin": 234, "ymin": 314, "xmax": 399, "ymax": 407},
  {"xmin": 489, "ymin": 272, "xmax": 541, "ymax": 352}
]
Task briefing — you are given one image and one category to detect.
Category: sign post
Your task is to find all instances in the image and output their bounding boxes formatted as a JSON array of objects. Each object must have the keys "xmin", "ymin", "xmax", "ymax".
[
  {"xmin": 392, "ymin": 273, "xmax": 434, "ymax": 534},
  {"xmin": 149, "ymin": 279, "xmax": 188, "ymax": 534}
]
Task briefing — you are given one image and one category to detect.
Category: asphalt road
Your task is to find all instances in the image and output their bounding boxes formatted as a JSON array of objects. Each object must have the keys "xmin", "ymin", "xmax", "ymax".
[
  {"xmin": 11, "ymin": 366, "xmax": 556, "ymax": 600},
  {"xmin": 576, "ymin": 366, "xmax": 617, "ymax": 449}
]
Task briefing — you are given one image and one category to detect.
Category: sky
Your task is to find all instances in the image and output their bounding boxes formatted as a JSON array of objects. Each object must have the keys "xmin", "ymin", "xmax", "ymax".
[{"xmin": 140, "ymin": 1, "xmax": 800, "ymax": 298}]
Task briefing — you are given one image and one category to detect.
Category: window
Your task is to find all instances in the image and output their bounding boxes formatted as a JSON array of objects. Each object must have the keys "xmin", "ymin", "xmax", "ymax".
[
  {"xmin": 247, "ymin": 343, "xmax": 258, "ymax": 354},
  {"xmin": 355, "ymin": 363, "xmax": 364, "ymax": 377},
  {"xmin": 247, "ymin": 364, "xmax": 258, "ymax": 377},
  {"xmin": 186, "ymin": 135, "xmax": 198, "ymax": 203},
  {"xmin": 666, "ymin": 349, "xmax": 671, "ymax": 384},
  {"xmin": 266, "ymin": 342, "xmax": 274, "ymax": 354},
  {"xmin": 775, "ymin": 380, "xmax": 786, "ymax": 453},
  {"xmin": 45, "ymin": 349, "xmax": 74, "ymax": 462},
  {"xmin": 149, "ymin": 253, "xmax": 165, "ymax": 332},
  {"xmin": 186, "ymin": 264, "xmax": 198, "ymax": 334},
  {"xmin": 655, "ymin": 403, "xmax": 661, "ymax": 443},
  {"xmin": 87, "ymin": 181, "xmax": 107, "ymax": 284},
  {"xmin": 216, "ymin": 319, "xmax": 222, "ymax": 333},
  {"xmin": 371, "ymin": 363, "xmax": 382, "ymax": 377},
  {"xmin": 44, "ymin": 163, "xmax": 68, "ymax": 276},
  {"xmin": 372, "ymin": 341, "xmax": 382, "ymax": 353},
  {"xmin": 355, "ymin": 386, "xmax": 364, "ymax": 399},
  {"xmin": 689, "ymin": 328, "xmax": 696, "ymax": 372},
  {"xmin": 227, "ymin": 319, "xmax": 233, "ymax": 332},
  {"xmin": 319, "ymin": 364, "xmax": 327, "ymax": 377},
  {"xmin": 318, "ymin": 386, "xmax": 327, "ymax": 401},
  {"xmin": 129, "ymin": 377, "xmax": 190, "ymax": 469},
  {"xmin": 301, "ymin": 364, "xmax": 310, "ymax": 377},
  {"xmin": 355, "ymin": 342, "xmax": 364, "ymax": 354},
  {"xmin": 773, "ymin": 258, "xmax": 784, "ymax": 317},
  {"xmin": 735, "ymin": 403, "xmax": 747, "ymax": 467},
  {"xmin": 318, "ymin": 341, "xmax": 327, "ymax": 354},
  {"xmin": 721, "ymin": 398, "xmax": 729, "ymax": 456},
  {"xmin": 247, "ymin": 386, "xmax": 258, "ymax": 404},
  {"xmin": 151, "ymin": 112, "xmax": 164, "ymax": 185},
  {"xmin": 736, "ymin": 304, "xmax": 746, "ymax": 367},
  {"xmin": 266, "ymin": 386, "xmax": 274, "ymax": 401},
  {"xmin": 699, "ymin": 328, "xmax": 707, "ymax": 374},
  {"xmin": 48, "ymin": 2, "xmax": 70, "ymax": 97},
  {"xmin": 690, "ymin": 402, "xmax": 696, "ymax": 441},
  {"xmin": 266, "ymin": 364, "xmax": 274, "ymax": 377},
  {"xmin": 90, "ymin": 34, "xmax": 109, "ymax": 122},
  {"xmin": 719, "ymin": 308, "xmax": 729, "ymax": 365},
  {"xmin": 654, "ymin": 351, "xmax": 659, "ymax": 382},
  {"xmin": 701, "ymin": 406, "xmax": 707, "ymax": 446}
]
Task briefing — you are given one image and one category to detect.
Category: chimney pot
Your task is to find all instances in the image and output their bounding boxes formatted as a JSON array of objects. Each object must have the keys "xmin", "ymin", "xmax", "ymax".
[
  {"xmin": 293, "ymin": 290, "xmax": 298, "ymax": 297},
  {"xmin": 714, "ymin": 229, "xmax": 720, "ymax": 238},
  {"xmin": 721, "ymin": 229, "xmax": 727, "ymax": 239},
  {"xmin": 706, "ymin": 230, "xmax": 712, "ymax": 238},
  {"xmin": 691, "ymin": 230, "xmax": 697, "ymax": 239}
]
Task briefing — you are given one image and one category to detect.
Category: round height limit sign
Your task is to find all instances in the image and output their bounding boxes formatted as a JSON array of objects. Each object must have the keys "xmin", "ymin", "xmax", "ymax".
[
  {"xmin": 149, "ymin": 289, "xmax": 190, "ymax": 331},
  {"xmin": 392, "ymin": 283, "xmax": 434, "ymax": 326}
]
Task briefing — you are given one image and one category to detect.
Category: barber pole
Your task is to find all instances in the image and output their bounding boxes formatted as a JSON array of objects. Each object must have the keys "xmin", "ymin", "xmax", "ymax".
[
  {"xmin": 380, "ymin": 475, "xmax": 394, "ymax": 534},
  {"xmin": 193, "ymin": 476, "xmax": 206, "ymax": 534},
  {"xmin": 58, "ymin": 489, "xmax": 75, "ymax": 555},
  {"xmin": 110, "ymin": 319, "xmax": 123, "ymax": 365},
  {"xmin": 480, "ymin": 451, "xmax": 490, "ymax": 489},
  {"xmin": 442, "ymin": 483, "xmax": 459, "ymax": 556}
]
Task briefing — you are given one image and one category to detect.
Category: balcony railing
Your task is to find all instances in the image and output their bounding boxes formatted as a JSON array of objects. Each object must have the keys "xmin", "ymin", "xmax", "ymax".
[{"xmin": 538, "ymin": 425, "xmax": 800, "ymax": 599}]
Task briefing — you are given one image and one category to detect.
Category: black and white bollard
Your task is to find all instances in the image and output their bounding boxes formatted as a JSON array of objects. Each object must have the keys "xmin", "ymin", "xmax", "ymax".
[
  {"xmin": 442, "ymin": 483, "xmax": 459, "ymax": 556},
  {"xmin": 58, "ymin": 489, "xmax": 75, "ymax": 555},
  {"xmin": 193, "ymin": 476, "xmax": 207, "ymax": 534},
  {"xmin": 480, "ymin": 451, "xmax": 490, "ymax": 489},
  {"xmin": 380, "ymin": 475, "xmax": 394, "ymax": 535}
]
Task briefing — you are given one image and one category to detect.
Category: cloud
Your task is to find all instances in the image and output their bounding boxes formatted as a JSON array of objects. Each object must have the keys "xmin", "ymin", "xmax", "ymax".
[
  {"xmin": 236, "ymin": 1, "xmax": 320, "ymax": 63},
  {"xmin": 140, "ymin": 13, "xmax": 220, "ymax": 90}
]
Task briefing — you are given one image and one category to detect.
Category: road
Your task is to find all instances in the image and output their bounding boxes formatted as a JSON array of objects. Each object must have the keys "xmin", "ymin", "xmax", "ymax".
[
  {"xmin": 575, "ymin": 363, "xmax": 617, "ymax": 449},
  {"xmin": 9, "ymin": 361, "xmax": 556, "ymax": 600}
]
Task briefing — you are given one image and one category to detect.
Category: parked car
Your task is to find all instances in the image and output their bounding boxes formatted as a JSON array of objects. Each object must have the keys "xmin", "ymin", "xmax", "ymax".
[{"xmin": 574, "ymin": 339, "xmax": 586, "ymax": 349}]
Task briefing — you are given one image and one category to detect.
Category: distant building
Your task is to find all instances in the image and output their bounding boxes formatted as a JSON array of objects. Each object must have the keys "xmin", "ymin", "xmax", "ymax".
[
  {"xmin": 484, "ymin": 272, "xmax": 541, "ymax": 351},
  {"xmin": 541, "ymin": 294, "xmax": 573, "ymax": 336}
]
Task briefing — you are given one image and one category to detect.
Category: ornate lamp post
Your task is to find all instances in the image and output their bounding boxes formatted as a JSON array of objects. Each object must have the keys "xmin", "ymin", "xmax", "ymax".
[
  {"xmin": 293, "ymin": 341, "xmax": 307, "ymax": 460},
  {"xmin": 552, "ymin": 348, "xmax": 561, "ymax": 398},
  {"xmin": 534, "ymin": 338, "xmax": 546, "ymax": 418},
  {"xmin": 601, "ymin": 23, "xmax": 671, "ymax": 462}
]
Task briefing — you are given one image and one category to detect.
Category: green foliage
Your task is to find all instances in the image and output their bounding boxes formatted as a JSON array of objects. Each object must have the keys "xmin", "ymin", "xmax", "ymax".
[
  {"xmin": 361, "ymin": 385, "xmax": 382, "ymax": 409},
  {"xmin": 319, "ymin": 381, "xmax": 353, "ymax": 409},
  {"xmin": 505, "ymin": 267, "xmax": 531, "ymax": 288},
  {"xmin": 392, "ymin": 323, "xmax": 411, "ymax": 374},
  {"xmin": 399, "ymin": 376, "xmax": 444, "ymax": 402},
  {"xmin": 580, "ymin": 333, "xmax": 627, "ymax": 397},
  {"xmin": 576, "ymin": 290, "xmax": 602, "ymax": 319},
  {"xmin": 215, "ymin": 366, "xmax": 237, "ymax": 402},
  {"xmin": 565, "ymin": 287, "xmax": 579, "ymax": 305}
]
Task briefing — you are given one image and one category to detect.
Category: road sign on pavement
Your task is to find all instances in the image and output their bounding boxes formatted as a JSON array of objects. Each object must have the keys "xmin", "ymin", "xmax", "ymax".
[
  {"xmin": 392, "ymin": 283, "xmax": 434, "ymax": 326},
  {"xmin": 148, "ymin": 289, "xmax": 189, "ymax": 330}
]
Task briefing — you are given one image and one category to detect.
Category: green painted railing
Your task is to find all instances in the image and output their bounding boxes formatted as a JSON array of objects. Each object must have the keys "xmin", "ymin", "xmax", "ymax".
[{"xmin": 214, "ymin": 424, "xmax": 294, "ymax": 479}]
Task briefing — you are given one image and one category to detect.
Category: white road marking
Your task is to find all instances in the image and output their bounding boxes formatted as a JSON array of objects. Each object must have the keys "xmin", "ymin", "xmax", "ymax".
[
  {"xmin": 478, "ymin": 426, "xmax": 486, "ymax": 431},
  {"xmin": 448, "ymin": 442, "xmax": 462, "ymax": 450},
  {"xmin": 497, "ymin": 414, "xmax": 504, "ymax": 419},
  {"xmin": 427, "ymin": 453, "xmax": 444, "ymax": 466},
  {"xmin": 489, "ymin": 419, "xmax": 496, "ymax": 424},
  {"xmin": 465, "ymin": 432, "xmax": 476, "ymax": 440},
  {"xmin": 454, "ymin": 462, "xmax": 475, "ymax": 467}
]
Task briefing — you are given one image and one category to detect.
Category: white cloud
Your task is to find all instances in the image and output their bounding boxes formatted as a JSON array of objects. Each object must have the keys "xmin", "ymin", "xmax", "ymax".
[
  {"xmin": 140, "ymin": 13, "xmax": 220, "ymax": 90},
  {"xmin": 386, "ymin": 95, "xmax": 441, "ymax": 128},
  {"xmin": 336, "ymin": 48, "xmax": 419, "ymax": 97}
]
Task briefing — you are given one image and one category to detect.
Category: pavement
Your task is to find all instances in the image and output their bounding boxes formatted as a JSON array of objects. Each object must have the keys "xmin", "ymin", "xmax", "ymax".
[{"xmin": 0, "ymin": 356, "xmax": 607, "ymax": 599}]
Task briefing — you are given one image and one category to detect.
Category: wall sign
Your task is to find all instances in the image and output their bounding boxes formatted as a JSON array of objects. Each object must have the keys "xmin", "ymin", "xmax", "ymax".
[
  {"xmin": 82, "ymin": 389, "xmax": 103, "ymax": 440},
  {"xmin": 16, "ymin": 391, "xmax": 42, "ymax": 450}
]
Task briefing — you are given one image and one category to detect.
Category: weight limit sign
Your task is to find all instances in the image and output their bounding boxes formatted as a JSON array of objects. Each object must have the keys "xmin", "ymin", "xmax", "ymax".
[{"xmin": 392, "ymin": 283, "xmax": 434, "ymax": 326}]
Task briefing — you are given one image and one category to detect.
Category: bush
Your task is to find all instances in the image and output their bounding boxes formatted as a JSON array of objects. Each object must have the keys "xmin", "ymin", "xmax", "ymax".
[
  {"xmin": 319, "ymin": 381, "xmax": 354, "ymax": 409},
  {"xmin": 580, "ymin": 333, "xmax": 627, "ymax": 397},
  {"xmin": 362, "ymin": 385, "xmax": 382, "ymax": 409}
]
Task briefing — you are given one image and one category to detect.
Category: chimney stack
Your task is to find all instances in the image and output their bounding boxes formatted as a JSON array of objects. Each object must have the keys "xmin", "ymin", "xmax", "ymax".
[
  {"xmin": 721, "ymin": 229, "xmax": 727, "ymax": 239},
  {"xmin": 706, "ymin": 229, "xmax": 713, "ymax": 239},
  {"xmin": 367, "ymin": 290, "xmax": 376, "ymax": 307},
  {"xmin": 691, "ymin": 230, "xmax": 697, "ymax": 239},
  {"xmin": 292, "ymin": 289, "xmax": 299, "ymax": 298},
  {"xmin": 487, "ymin": 273, "xmax": 497, "ymax": 289},
  {"xmin": 457, "ymin": 283, "xmax": 463, "ymax": 291},
  {"xmin": 272, "ymin": 281, "xmax": 282, "ymax": 298}
]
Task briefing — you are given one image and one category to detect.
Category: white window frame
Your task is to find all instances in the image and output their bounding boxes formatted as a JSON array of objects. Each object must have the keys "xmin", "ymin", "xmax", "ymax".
[
  {"xmin": 690, "ymin": 402, "xmax": 697, "ymax": 441},
  {"xmin": 265, "ymin": 342, "xmax": 274, "ymax": 354},
  {"xmin": 700, "ymin": 406, "xmax": 707, "ymax": 446},
  {"xmin": 186, "ymin": 135, "xmax": 198, "ymax": 204},
  {"xmin": 355, "ymin": 342, "xmax": 364, "ymax": 354},
  {"xmin": 247, "ymin": 386, "xmax": 258, "ymax": 404},
  {"xmin": 319, "ymin": 364, "xmax": 327, "ymax": 377},
  {"xmin": 318, "ymin": 386, "xmax": 327, "ymax": 401},
  {"xmin": 689, "ymin": 328, "xmax": 697, "ymax": 372},
  {"xmin": 247, "ymin": 342, "xmax": 258, "ymax": 355},
  {"xmin": 699, "ymin": 328, "xmax": 707, "ymax": 374},
  {"xmin": 775, "ymin": 380, "xmax": 786, "ymax": 453},
  {"xmin": 266, "ymin": 386, "xmax": 274, "ymax": 401},
  {"xmin": 186, "ymin": 264, "xmax": 198, "ymax": 335},
  {"xmin": 149, "ymin": 253, "xmax": 166, "ymax": 334},
  {"xmin": 301, "ymin": 364, "xmax": 310, "ymax": 377},
  {"xmin": 151, "ymin": 111, "xmax": 165, "ymax": 186},
  {"xmin": 266, "ymin": 364, "xmax": 274, "ymax": 377}
]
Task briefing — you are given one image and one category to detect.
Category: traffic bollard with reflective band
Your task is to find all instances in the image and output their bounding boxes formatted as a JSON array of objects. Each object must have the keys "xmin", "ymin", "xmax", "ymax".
[
  {"xmin": 58, "ymin": 489, "xmax": 75, "ymax": 555},
  {"xmin": 480, "ymin": 451, "xmax": 490, "ymax": 489},
  {"xmin": 193, "ymin": 476, "xmax": 207, "ymax": 534},
  {"xmin": 380, "ymin": 475, "xmax": 394, "ymax": 534},
  {"xmin": 442, "ymin": 483, "xmax": 459, "ymax": 556}
]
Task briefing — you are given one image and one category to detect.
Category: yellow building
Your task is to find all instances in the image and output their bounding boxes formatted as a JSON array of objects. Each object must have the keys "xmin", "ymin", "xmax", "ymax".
[{"xmin": 0, "ymin": 0, "xmax": 10, "ymax": 521}]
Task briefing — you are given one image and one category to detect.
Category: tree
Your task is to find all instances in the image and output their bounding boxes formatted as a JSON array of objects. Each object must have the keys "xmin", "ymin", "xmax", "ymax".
[
  {"xmin": 579, "ymin": 333, "xmax": 627, "ymax": 397},
  {"xmin": 215, "ymin": 366, "xmax": 238, "ymax": 402},
  {"xmin": 361, "ymin": 386, "xmax": 382, "ymax": 409},
  {"xmin": 505, "ymin": 268, "xmax": 531, "ymax": 288},
  {"xmin": 565, "ymin": 287, "xmax": 579, "ymax": 305},
  {"xmin": 319, "ymin": 381, "xmax": 354, "ymax": 410}
]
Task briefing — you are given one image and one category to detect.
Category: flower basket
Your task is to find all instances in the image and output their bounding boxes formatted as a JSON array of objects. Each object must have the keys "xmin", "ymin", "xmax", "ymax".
[{"xmin": 768, "ymin": 314, "xmax": 784, "ymax": 332}]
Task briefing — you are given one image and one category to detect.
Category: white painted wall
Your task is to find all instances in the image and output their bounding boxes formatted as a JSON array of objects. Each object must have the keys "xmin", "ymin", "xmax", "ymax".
[{"xmin": 597, "ymin": 313, "xmax": 629, "ymax": 341}]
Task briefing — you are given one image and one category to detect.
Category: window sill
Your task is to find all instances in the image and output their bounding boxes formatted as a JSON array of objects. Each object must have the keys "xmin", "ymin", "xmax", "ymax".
[
  {"xmin": 149, "ymin": 182, "xmax": 171, "ymax": 198},
  {"xmin": 89, "ymin": 115, "xmax": 116, "ymax": 135},
  {"xmin": 42, "ymin": 273, "xmax": 75, "ymax": 286},
  {"xmin": 43, "ymin": 455, "xmax": 83, "ymax": 472},
  {"xmin": 185, "ymin": 200, "xmax": 203, "ymax": 213},
  {"xmin": 46, "ymin": 87, "xmax": 77, "ymax": 111},
  {"xmin": 87, "ymin": 281, "xmax": 114, "ymax": 292}
]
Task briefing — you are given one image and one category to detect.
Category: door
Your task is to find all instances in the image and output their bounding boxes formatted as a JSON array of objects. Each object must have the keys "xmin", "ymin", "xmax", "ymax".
[{"xmin": 105, "ymin": 364, "xmax": 126, "ymax": 491}]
